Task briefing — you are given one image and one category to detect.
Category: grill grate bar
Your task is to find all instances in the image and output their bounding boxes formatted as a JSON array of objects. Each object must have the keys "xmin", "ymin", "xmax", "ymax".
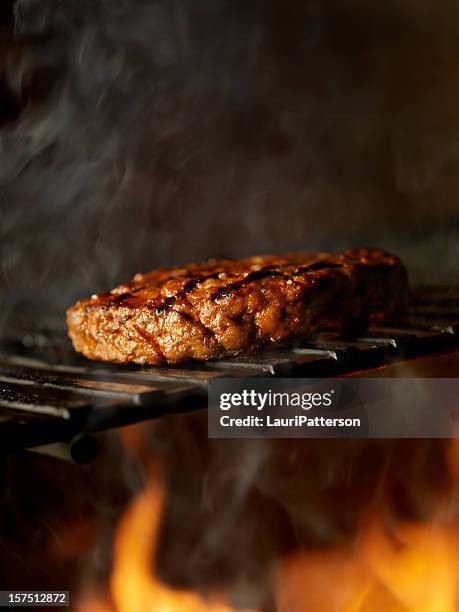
[
  {"xmin": 0, "ymin": 354, "xmax": 270, "ymax": 386},
  {"xmin": 0, "ymin": 358, "xmax": 202, "ymax": 400},
  {"xmin": 0, "ymin": 370, "xmax": 161, "ymax": 404}
]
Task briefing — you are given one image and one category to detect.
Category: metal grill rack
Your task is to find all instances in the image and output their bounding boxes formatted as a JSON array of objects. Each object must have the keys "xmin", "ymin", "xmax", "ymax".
[{"xmin": 1, "ymin": 287, "xmax": 459, "ymax": 461}]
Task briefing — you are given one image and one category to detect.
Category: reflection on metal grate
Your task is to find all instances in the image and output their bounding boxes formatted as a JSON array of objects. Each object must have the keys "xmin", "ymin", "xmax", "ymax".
[{"xmin": 1, "ymin": 286, "xmax": 459, "ymax": 460}]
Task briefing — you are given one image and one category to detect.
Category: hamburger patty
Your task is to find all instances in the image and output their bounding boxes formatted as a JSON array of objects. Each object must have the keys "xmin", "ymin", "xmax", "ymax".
[{"xmin": 67, "ymin": 248, "xmax": 408, "ymax": 365}]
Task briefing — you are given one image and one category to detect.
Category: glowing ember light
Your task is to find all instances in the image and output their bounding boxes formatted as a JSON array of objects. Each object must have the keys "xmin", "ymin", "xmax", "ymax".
[{"xmin": 77, "ymin": 597, "xmax": 113, "ymax": 612}]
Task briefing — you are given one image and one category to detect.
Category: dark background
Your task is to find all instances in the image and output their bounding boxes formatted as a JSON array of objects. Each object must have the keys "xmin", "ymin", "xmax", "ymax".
[{"xmin": 1, "ymin": 0, "xmax": 459, "ymax": 328}]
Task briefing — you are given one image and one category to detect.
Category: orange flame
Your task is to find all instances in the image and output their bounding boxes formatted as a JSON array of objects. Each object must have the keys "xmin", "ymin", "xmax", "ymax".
[
  {"xmin": 276, "ymin": 520, "xmax": 459, "ymax": 612},
  {"xmin": 110, "ymin": 482, "xmax": 256, "ymax": 612},
  {"xmin": 103, "ymin": 481, "xmax": 459, "ymax": 612},
  {"xmin": 81, "ymin": 436, "xmax": 459, "ymax": 611}
]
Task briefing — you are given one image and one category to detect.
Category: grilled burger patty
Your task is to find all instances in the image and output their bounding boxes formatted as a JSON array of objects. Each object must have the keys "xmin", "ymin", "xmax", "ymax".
[{"xmin": 67, "ymin": 248, "xmax": 408, "ymax": 365}]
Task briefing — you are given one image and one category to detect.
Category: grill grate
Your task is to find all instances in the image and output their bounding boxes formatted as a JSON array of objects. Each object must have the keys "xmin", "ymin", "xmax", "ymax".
[{"xmin": 1, "ymin": 287, "xmax": 459, "ymax": 460}]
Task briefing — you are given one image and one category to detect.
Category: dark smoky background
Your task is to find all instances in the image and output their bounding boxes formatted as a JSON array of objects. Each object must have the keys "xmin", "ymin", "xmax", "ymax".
[{"xmin": 1, "ymin": 0, "xmax": 459, "ymax": 328}]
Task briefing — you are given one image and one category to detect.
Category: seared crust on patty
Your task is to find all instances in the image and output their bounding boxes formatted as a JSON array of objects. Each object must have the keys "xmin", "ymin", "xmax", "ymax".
[{"xmin": 66, "ymin": 248, "xmax": 408, "ymax": 365}]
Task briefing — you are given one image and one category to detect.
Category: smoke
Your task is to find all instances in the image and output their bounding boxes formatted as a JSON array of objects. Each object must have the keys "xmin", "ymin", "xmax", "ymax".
[
  {"xmin": 143, "ymin": 410, "xmax": 454, "ymax": 609},
  {"xmin": 1, "ymin": 0, "xmax": 459, "ymax": 328}
]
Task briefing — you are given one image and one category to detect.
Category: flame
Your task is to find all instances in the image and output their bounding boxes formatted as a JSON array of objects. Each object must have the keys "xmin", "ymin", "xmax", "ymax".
[
  {"xmin": 275, "ymin": 521, "xmax": 459, "ymax": 612},
  {"xmin": 104, "ymin": 480, "xmax": 459, "ymax": 612},
  {"xmin": 110, "ymin": 481, "xmax": 254, "ymax": 612},
  {"xmin": 274, "ymin": 441, "xmax": 459, "ymax": 611},
  {"xmin": 82, "ymin": 438, "xmax": 459, "ymax": 612}
]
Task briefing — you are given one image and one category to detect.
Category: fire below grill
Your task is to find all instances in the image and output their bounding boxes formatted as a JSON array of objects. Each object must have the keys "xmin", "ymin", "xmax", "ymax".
[{"xmin": 1, "ymin": 287, "xmax": 459, "ymax": 461}]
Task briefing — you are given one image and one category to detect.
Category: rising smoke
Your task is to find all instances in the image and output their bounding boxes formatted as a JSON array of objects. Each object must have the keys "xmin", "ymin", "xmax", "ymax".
[{"xmin": 1, "ymin": 0, "xmax": 459, "ymax": 329}]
